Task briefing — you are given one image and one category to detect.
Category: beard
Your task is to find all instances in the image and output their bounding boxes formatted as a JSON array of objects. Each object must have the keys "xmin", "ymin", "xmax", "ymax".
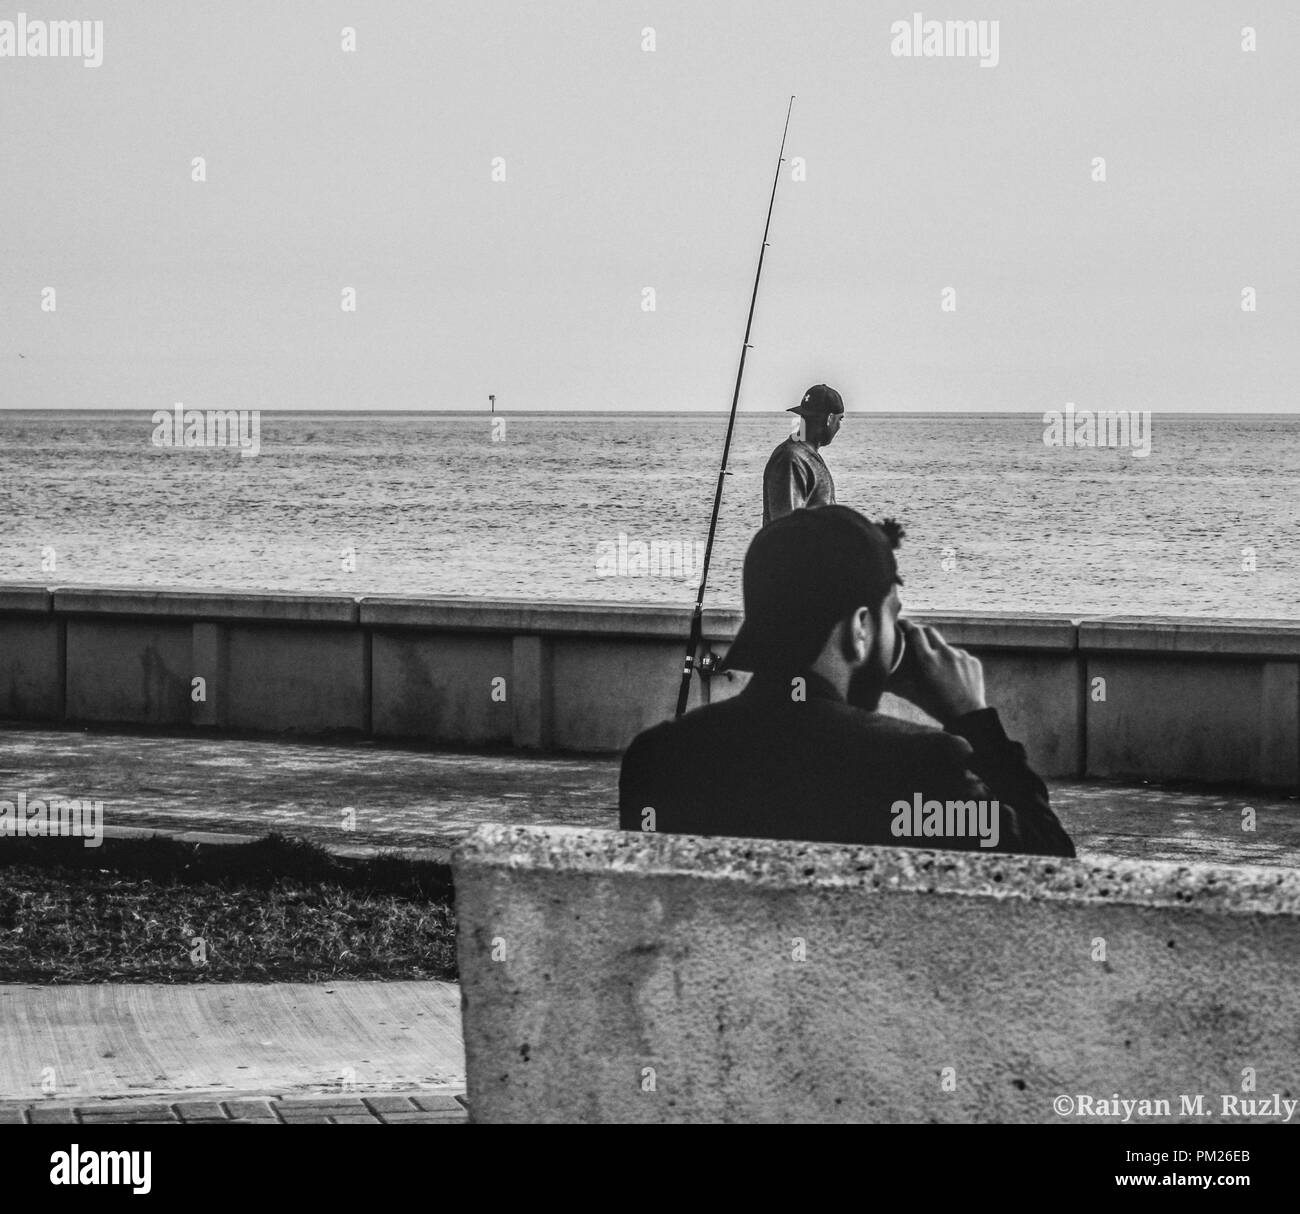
[{"xmin": 846, "ymin": 657, "xmax": 889, "ymax": 711}]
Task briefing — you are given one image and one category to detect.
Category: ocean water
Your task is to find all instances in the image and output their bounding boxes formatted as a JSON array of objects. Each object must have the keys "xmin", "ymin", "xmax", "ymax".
[{"xmin": 1, "ymin": 410, "xmax": 1297, "ymax": 619}]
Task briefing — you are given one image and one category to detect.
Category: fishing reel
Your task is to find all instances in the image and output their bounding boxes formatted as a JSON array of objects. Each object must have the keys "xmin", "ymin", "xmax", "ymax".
[{"xmin": 696, "ymin": 649, "xmax": 724, "ymax": 677}]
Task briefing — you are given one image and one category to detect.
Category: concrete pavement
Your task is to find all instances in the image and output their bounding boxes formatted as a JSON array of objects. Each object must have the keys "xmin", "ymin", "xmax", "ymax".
[
  {"xmin": 2, "ymin": 724, "xmax": 1298, "ymax": 866},
  {"xmin": 0, "ymin": 980, "xmax": 464, "ymax": 1103}
]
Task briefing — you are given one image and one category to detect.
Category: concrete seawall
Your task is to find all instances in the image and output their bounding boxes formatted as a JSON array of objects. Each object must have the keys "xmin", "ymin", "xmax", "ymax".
[
  {"xmin": 1, "ymin": 585, "xmax": 1297, "ymax": 789},
  {"xmin": 454, "ymin": 824, "xmax": 1300, "ymax": 1124}
]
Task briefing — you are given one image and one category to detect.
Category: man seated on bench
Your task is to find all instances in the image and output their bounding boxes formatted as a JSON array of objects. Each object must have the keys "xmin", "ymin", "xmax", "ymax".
[{"xmin": 619, "ymin": 505, "xmax": 1075, "ymax": 857}]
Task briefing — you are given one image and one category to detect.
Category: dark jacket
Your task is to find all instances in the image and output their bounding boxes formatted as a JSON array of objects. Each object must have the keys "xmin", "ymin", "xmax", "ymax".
[{"xmin": 619, "ymin": 671, "xmax": 1075, "ymax": 858}]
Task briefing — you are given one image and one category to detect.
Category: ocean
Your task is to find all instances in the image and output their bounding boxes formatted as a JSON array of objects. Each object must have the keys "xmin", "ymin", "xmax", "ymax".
[{"xmin": 1, "ymin": 410, "xmax": 1297, "ymax": 619}]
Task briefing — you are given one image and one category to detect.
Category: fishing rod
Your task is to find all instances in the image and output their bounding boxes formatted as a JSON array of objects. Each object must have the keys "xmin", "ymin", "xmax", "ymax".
[{"xmin": 674, "ymin": 95, "xmax": 795, "ymax": 719}]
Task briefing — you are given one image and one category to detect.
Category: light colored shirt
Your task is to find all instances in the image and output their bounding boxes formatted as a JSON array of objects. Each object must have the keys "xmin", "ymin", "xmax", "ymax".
[{"xmin": 762, "ymin": 437, "xmax": 835, "ymax": 525}]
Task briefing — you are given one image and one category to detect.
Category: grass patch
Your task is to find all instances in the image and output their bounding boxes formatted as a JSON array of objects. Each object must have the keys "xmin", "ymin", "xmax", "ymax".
[{"xmin": 0, "ymin": 833, "xmax": 457, "ymax": 984}]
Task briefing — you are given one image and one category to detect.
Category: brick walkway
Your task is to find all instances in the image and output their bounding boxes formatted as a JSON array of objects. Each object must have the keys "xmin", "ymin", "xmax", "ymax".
[{"xmin": 2, "ymin": 1092, "xmax": 467, "ymax": 1125}]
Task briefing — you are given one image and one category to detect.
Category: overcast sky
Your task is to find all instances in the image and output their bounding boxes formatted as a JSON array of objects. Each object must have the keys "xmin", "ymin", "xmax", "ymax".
[{"xmin": 3, "ymin": 0, "xmax": 1296, "ymax": 412}]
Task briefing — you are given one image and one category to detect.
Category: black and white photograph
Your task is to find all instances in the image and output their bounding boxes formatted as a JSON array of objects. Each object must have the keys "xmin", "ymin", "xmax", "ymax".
[{"xmin": 1, "ymin": 0, "xmax": 1297, "ymax": 1187}]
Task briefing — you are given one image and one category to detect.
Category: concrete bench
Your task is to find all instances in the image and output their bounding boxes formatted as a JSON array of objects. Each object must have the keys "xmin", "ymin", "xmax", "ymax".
[{"xmin": 453, "ymin": 823, "xmax": 1300, "ymax": 1123}]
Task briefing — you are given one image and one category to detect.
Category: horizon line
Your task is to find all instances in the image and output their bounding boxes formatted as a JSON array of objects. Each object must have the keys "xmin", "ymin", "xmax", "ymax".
[{"xmin": 3, "ymin": 407, "xmax": 1297, "ymax": 418}]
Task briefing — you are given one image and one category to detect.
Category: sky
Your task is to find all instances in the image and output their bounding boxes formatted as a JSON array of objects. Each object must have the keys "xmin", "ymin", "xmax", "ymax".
[{"xmin": 2, "ymin": 0, "xmax": 1297, "ymax": 413}]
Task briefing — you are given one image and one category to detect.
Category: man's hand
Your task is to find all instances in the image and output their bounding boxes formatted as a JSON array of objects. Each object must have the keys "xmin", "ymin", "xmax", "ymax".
[{"xmin": 888, "ymin": 618, "xmax": 987, "ymax": 726}]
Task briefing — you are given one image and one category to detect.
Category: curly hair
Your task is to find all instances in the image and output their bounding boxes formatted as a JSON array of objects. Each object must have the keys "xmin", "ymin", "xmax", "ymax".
[{"xmin": 878, "ymin": 517, "xmax": 906, "ymax": 549}]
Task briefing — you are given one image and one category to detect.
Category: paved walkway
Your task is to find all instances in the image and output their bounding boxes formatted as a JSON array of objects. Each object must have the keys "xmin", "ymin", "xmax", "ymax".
[
  {"xmin": 0, "ymin": 726, "xmax": 615, "ymax": 858},
  {"xmin": 0, "ymin": 980, "xmax": 464, "ymax": 1104},
  {"xmin": 2, "ymin": 724, "xmax": 1298, "ymax": 866}
]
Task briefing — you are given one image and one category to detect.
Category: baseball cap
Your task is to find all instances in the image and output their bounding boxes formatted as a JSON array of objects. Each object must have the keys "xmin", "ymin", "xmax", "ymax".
[
  {"xmin": 787, "ymin": 383, "xmax": 844, "ymax": 418},
  {"xmin": 719, "ymin": 505, "xmax": 903, "ymax": 674}
]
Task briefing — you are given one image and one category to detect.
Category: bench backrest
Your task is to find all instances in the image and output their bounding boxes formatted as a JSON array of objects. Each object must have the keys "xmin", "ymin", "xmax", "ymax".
[{"xmin": 453, "ymin": 823, "xmax": 1300, "ymax": 1122}]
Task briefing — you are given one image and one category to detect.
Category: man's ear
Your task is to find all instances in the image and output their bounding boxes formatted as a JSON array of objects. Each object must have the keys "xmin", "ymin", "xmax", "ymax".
[{"xmin": 843, "ymin": 607, "xmax": 874, "ymax": 663}]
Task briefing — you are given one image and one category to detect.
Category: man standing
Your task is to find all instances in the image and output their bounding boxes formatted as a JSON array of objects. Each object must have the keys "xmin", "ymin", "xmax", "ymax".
[
  {"xmin": 619, "ymin": 505, "xmax": 1075, "ymax": 858},
  {"xmin": 762, "ymin": 383, "xmax": 843, "ymax": 525}
]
